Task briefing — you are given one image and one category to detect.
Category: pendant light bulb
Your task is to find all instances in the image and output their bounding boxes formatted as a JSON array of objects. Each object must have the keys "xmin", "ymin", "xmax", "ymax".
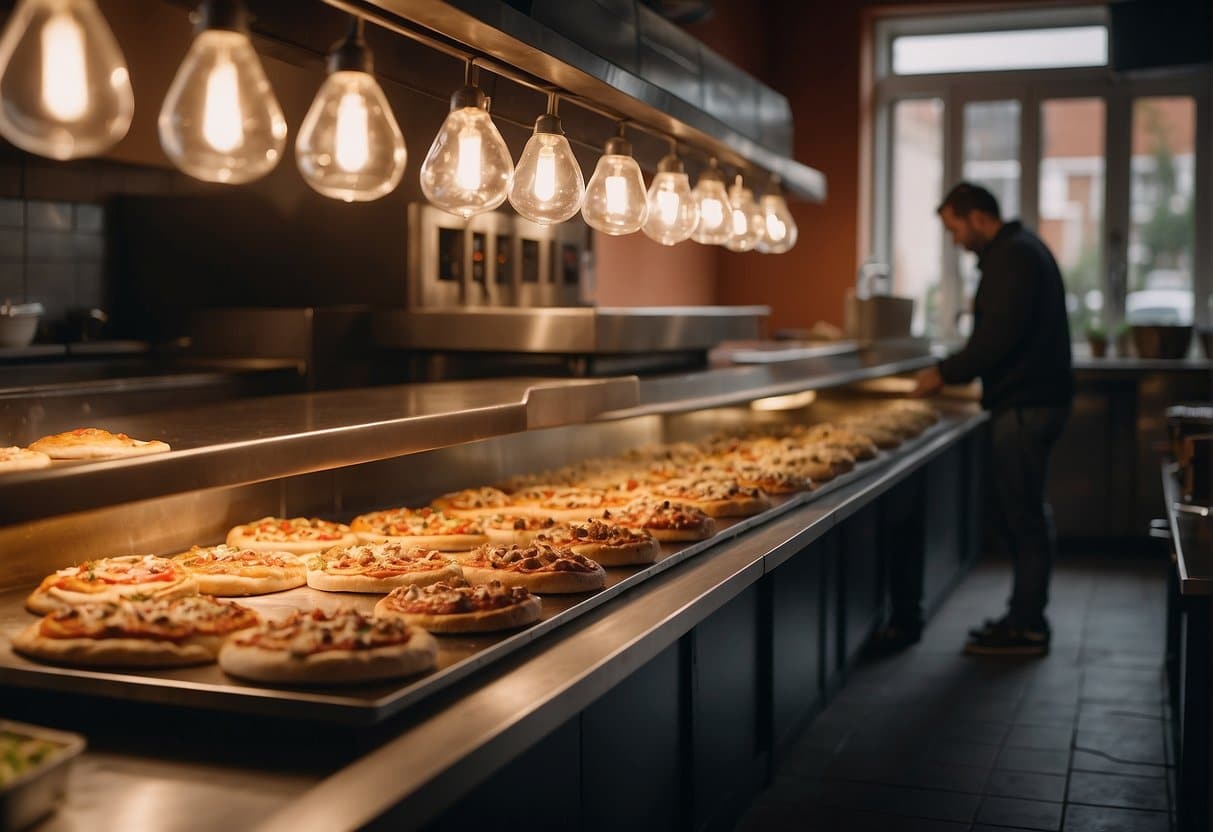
[
  {"xmin": 642, "ymin": 153, "xmax": 698, "ymax": 246},
  {"xmin": 756, "ymin": 182, "xmax": 798, "ymax": 253},
  {"xmin": 0, "ymin": 0, "xmax": 133, "ymax": 159},
  {"xmin": 420, "ymin": 83, "xmax": 512, "ymax": 218},
  {"xmin": 508, "ymin": 104, "xmax": 583, "ymax": 226},
  {"xmin": 581, "ymin": 134, "xmax": 647, "ymax": 236},
  {"xmin": 690, "ymin": 161, "xmax": 732, "ymax": 245},
  {"xmin": 296, "ymin": 20, "xmax": 406, "ymax": 202},
  {"xmin": 158, "ymin": 0, "xmax": 287, "ymax": 184},
  {"xmin": 725, "ymin": 175, "xmax": 764, "ymax": 253}
]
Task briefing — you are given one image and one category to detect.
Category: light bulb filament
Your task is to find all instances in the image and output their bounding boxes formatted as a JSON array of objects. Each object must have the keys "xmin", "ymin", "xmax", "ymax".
[
  {"xmin": 604, "ymin": 174, "xmax": 628, "ymax": 216},
  {"xmin": 533, "ymin": 145, "xmax": 557, "ymax": 202},
  {"xmin": 41, "ymin": 13, "xmax": 87, "ymax": 121},
  {"xmin": 455, "ymin": 126, "xmax": 482, "ymax": 191},
  {"xmin": 334, "ymin": 91, "xmax": 370, "ymax": 173},
  {"xmin": 701, "ymin": 198, "xmax": 724, "ymax": 230},
  {"xmin": 767, "ymin": 215, "xmax": 787, "ymax": 242},
  {"xmin": 202, "ymin": 56, "xmax": 243, "ymax": 153}
]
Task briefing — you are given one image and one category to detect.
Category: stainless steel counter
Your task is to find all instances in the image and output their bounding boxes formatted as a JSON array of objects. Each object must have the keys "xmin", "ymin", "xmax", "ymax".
[{"xmin": 1163, "ymin": 463, "xmax": 1211, "ymax": 596}]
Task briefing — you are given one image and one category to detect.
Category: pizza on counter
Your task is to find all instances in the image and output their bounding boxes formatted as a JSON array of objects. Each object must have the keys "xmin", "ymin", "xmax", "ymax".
[
  {"xmin": 26, "ymin": 554, "xmax": 199, "ymax": 614},
  {"xmin": 226, "ymin": 516, "xmax": 358, "ymax": 555},
  {"xmin": 27, "ymin": 427, "xmax": 170, "ymax": 460},
  {"xmin": 350, "ymin": 507, "xmax": 488, "ymax": 550},
  {"xmin": 306, "ymin": 543, "xmax": 463, "ymax": 593},
  {"xmin": 218, "ymin": 608, "xmax": 437, "ymax": 685},
  {"xmin": 171, "ymin": 545, "xmax": 306, "ymax": 597},
  {"xmin": 429, "ymin": 487, "xmax": 516, "ymax": 518},
  {"xmin": 0, "ymin": 446, "xmax": 51, "ymax": 473},
  {"xmin": 459, "ymin": 543, "xmax": 606, "ymax": 594},
  {"xmin": 646, "ymin": 478, "xmax": 772, "ymax": 518},
  {"xmin": 374, "ymin": 578, "xmax": 542, "ymax": 634},
  {"xmin": 13, "ymin": 595, "xmax": 258, "ymax": 668},
  {"xmin": 480, "ymin": 513, "xmax": 560, "ymax": 545},
  {"xmin": 601, "ymin": 498, "xmax": 717, "ymax": 542},
  {"xmin": 532, "ymin": 518, "xmax": 661, "ymax": 566},
  {"xmin": 507, "ymin": 485, "xmax": 637, "ymax": 520}
]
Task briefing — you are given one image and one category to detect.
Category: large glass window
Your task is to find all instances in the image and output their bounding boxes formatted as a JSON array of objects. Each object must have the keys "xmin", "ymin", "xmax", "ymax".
[
  {"xmin": 1127, "ymin": 97, "xmax": 1196, "ymax": 325},
  {"xmin": 1040, "ymin": 98, "xmax": 1106, "ymax": 335},
  {"xmin": 892, "ymin": 27, "xmax": 1107, "ymax": 76},
  {"xmin": 891, "ymin": 98, "xmax": 944, "ymax": 335}
]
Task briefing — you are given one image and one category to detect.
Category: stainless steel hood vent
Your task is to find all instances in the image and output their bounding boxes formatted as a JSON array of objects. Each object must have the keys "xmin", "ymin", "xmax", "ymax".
[{"xmin": 325, "ymin": 0, "xmax": 825, "ymax": 201}]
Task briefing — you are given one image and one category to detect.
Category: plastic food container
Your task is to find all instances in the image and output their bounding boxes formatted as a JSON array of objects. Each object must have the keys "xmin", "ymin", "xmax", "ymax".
[
  {"xmin": 0, "ymin": 301, "xmax": 43, "ymax": 349},
  {"xmin": 0, "ymin": 720, "xmax": 86, "ymax": 830}
]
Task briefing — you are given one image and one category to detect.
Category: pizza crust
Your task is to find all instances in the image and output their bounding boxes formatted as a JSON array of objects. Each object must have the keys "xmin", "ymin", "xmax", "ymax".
[
  {"xmin": 306, "ymin": 562, "xmax": 463, "ymax": 593},
  {"xmin": 0, "ymin": 447, "xmax": 51, "ymax": 473},
  {"xmin": 225, "ymin": 527, "xmax": 358, "ymax": 555},
  {"xmin": 218, "ymin": 630, "xmax": 438, "ymax": 685},
  {"xmin": 188, "ymin": 570, "xmax": 305, "ymax": 597},
  {"xmin": 373, "ymin": 594, "xmax": 542, "ymax": 633},
  {"xmin": 569, "ymin": 537, "xmax": 661, "ymax": 566},
  {"xmin": 351, "ymin": 531, "xmax": 488, "ymax": 551},
  {"xmin": 27, "ymin": 429, "xmax": 170, "ymax": 460},
  {"xmin": 26, "ymin": 572, "xmax": 199, "ymax": 615},
  {"xmin": 674, "ymin": 495, "xmax": 772, "ymax": 518},
  {"xmin": 11, "ymin": 625, "xmax": 231, "ymax": 668},
  {"xmin": 459, "ymin": 564, "xmax": 605, "ymax": 594}
]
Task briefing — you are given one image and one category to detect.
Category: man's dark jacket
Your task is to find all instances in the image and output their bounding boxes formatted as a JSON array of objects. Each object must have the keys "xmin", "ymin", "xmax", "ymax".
[{"xmin": 938, "ymin": 220, "xmax": 1074, "ymax": 411}]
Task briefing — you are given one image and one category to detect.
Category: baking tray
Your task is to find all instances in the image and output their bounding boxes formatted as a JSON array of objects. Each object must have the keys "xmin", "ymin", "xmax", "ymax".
[
  {"xmin": 0, "ymin": 719, "xmax": 86, "ymax": 831},
  {"xmin": 0, "ymin": 422, "xmax": 951, "ymax": 726}
]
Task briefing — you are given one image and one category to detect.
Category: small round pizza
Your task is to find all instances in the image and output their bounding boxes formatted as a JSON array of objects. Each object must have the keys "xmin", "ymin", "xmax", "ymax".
[
  {"xmin": 374, "ymin": 578, "xmax": 542, "ymax": 633},
  {"xmin": 218, "ymin": 608, "xmax": 438, "ymax": 685},
  {"xmin": 507, "ymin": 486, "xmax": 636, "ymax": 520},
  {"xmin": 729, "ymin": 463, "xmax": 815, "ymax": 494},
  {"xmin": 834, "ymin": 417, "xmax": 904, "ymax": 449},
  {"xmin": 794, "ymin": 424, "xmax": 879, "ymax": 461},
  {"xmin": 429, "ymin": 487, "xmax": 516, "ymax": 518},
  {"xmin": 646, "ymin": 478, "xmax": 772, "ymax": 518},
  {"xmin": 0, "ymin": 446, "xmax": 51, "ymax": 473},
  {"xmin": 306, "ymin": 542, "xmax": 463, "ymax": 593},
  {"xmin": 27, "ymin": 427, "xmax": 170, "ymax": 460},
  {"xmin": 480, "ymin": 513, "xmax": 560, "ymax": 545},
  {"xmin": 602, "ymin": 499, "xmax": 717, "ymax": 542},
  {"xmin": 27, "ymin": 554, "xmax": 199, "ymax": 614},
  {"xmin": 12, "ymin": 595, "xmax": 258, "ymax": 668},
  {"xmin": 349, "ymin": 507, "xmax": 488, "ymax": 550},
  {"xmin": 459, "ymin": 543, "xmax": 606, "ymax": 594},
  {"xmin": 171, "ymin": 545, "xmax": 306, "ymax": 596},
  {"xmin": 227, "ymin": 516, "xmax": 358, "ymax": 555},
  {"xmin": 533, "ymin": 519, "xmax": 661, "ymax": 566}
]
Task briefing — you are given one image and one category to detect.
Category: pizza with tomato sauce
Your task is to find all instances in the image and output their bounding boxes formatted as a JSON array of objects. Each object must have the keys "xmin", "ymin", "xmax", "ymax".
[
  {"xmin": 374, "ymin": 578, "xmax": 542, "ymax": 633},
  {"xmin": 12, "ymin": 595, "xmax": 258, "ymax": 668},
  {"xmin": 600, "ymin": 498, "xmax": 717, "ymax": 542},
  {"xmin": 171, "ymin": 545, "xmax": 306, "ymax": 596},
  {"xmin": 480, "ymin": 513, "xmax": 559, "ymax": 545},
  {"xmin": 226, "ymin": 516, "xmax": 358, "ymax": 555},
  {"xmin": 218, "ymin": 608, "xmax": 438, "ymax": 685},
  {"xmin": 26, "ymin": 554, "xmax": 199, "ymax": 614},
  {"xmin": 306, "ymin": 542, "xmax": 463, "ymax": 593},
  {"xmin": 532, "ymin": 518, "xmax": 661, "ymax": 566},
  {"xmin": 459, "ymin": 543, "xmax": 606, "ymax": 594},
  {"xmin": 27, "ymin": 427, "xmax": 170, "ymax": 460},
  {"xmin": 645, "ymin": 478, "xmax": 772, "ymax": 518},
  {"xmin": 349, "ymin": 507, "xmax": 487, "ymax": 550},
  {"xmin": 429, "ymin": 487, "xmax": 516, "ymax": 518}
]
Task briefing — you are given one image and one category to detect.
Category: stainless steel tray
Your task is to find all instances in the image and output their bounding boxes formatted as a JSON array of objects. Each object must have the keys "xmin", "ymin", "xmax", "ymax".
[
  {"xmin": 0, "ymin": 719, "xmax": 86, "ymax": 831},
  {"xmin": 0, "ymin": 421, "xmax": 951, "ymax": 726}
]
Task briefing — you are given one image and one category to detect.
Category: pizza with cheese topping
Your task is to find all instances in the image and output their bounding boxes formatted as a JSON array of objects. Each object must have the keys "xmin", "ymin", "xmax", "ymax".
[
  {"xmin": 218, "ymin": 608, "xmax": 438, "ymax": 685},
  {"xmin": 646, "ymin": 478, "xmax": 772, "ymax": 518},
  {"xmin": 793, "ymin": 424, "xmax": 879, "ymax": 461},
  {"xmin": 533, "ymin": 519, "xmax": 661, "ymax": 566},
  {"xmin": 459, "ymin": 543, "xmax": 606, "ymax": 594},
  {"xmin": 226, "ymin": 516, "xmax": 358, "ymax": 555},
  {"xmin": 306, "ymin": 542, "xmax": 462, "ymax": 593},
  {"xmin": 27, "ymin": 427, "xmax": 170, "ymax": 460},
  {"xmin": 601, "ymin": 499, "xmax": 716, "ymax": 542},
  {"xmin": 429, "ymin": 487, "xmax": 516, "ymax": 517},
  {"xmin": 12, "ymin": 595, "xmax": 258, "ymax": 667},
  {"xmin": 349, "ymin": 507, "xmax": 488, "ymax": 550},
  {"xmin": 171, "ymin": 545, "xmax": 306, "ymax": 596},
  {"xmin": 728, "ymin": 463, "xmax": 815, "ymax": 494},
  {"xmin": 374, "ymin": 578, "xmax": 542, "ymax": 633},
  {"xmin": 0, "ymin": 446, "xmax": 51, "ymax": 473},
  {"xmin": 507, "ymin": 485, "xmax": 638, "ymax": 520},
  {"xmin": 480, "ymin": 513, "xmax": 560, "ymax": 545},
  {"xmin": 26, "ymin": 554, "xmax": 199, "ymax": 614}
]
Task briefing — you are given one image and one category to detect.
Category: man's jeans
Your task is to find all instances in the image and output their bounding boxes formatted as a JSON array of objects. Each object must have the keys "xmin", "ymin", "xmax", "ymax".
[{"xmin": 990, "ymin": 406, "xmax": 1069, "ymax": 629}]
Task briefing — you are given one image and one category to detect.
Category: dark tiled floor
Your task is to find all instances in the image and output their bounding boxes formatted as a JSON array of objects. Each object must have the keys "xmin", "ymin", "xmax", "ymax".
[{"xmin": 737, "ymin": 554, "xmax": 1174, "ymax": 831}]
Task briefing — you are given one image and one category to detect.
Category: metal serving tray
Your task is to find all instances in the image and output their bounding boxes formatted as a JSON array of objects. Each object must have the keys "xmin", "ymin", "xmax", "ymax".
[
  {"xmin": 0, "ymin": 422, "xmax": 950, "ymax": 726},
  {"xmin": 0, "ymin": 719, "xmax": 86, "ymax": 831}
]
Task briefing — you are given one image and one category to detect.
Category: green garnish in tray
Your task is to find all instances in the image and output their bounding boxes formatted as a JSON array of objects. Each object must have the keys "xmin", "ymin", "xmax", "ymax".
[{"xmin": 0, "ymin": 731, "xmax": 65, "ymax": 786}]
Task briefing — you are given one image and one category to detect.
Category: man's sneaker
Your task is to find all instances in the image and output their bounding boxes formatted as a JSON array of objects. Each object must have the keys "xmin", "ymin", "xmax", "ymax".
[
  {"xmin": 967, "ymin": 617, "xmax": 1001, "ymax": 639},
  {"xmin": 964, "ymin": 623, "xmax": 1050, "ymax": 656}
]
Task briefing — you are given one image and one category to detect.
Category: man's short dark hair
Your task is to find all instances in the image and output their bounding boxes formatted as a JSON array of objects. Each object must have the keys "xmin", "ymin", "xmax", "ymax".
[{"xmin": 938, "ymin": 182, "xmax": 1001, "ymax": 220}]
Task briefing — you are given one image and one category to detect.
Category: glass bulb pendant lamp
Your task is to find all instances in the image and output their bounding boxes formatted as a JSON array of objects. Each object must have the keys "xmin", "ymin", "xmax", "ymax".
[
  {"xmin": 690, "ymin": 160, "xmax": 732, "ymax": 245},
  {"xmin": 296, "ymin": 18, "xmax": 406, "ymax": 202},
  {"xmin": 756, "ymin": 180, "xmax": 798, "ymax": 254},
  {"xmin": 158, "ymin": 0, "xmax": 287, "ymax": 184},
  {"xmin": 724, "ymin": 175, "xmax": 764, "ymax": 253},
  {"xmin": 0, "ymin": 0, "xmax": 133, "ymax": 159},
  {"xmin": 508, "ymin": 96, "xmax": 583, "ymax": 226},
  {"xmin": 642, "ymin": 152, "xmax": 698, "ymax": 246},
  {"xmin": 581, "ymin": 133, "xmax": 648, "ymax": 236},
  {"xmin": 419, "ymin": 72, "xmax": 512, "ymax": 218}
]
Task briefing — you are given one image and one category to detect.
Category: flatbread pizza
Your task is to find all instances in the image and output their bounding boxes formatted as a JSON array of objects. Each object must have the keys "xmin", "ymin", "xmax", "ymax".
[
  {"xmin": 227, "ymin": 517, "xmax": 358, "ymax": 555},
  {"xmin": 429, "ymin": 487, "xmax": 516, "ymax": 518},
  {"xmin": 13, "ymin": 595, "xmax": 258, "ymax": 668},
  {"xmin": 374, "ymin": 578, "xmax": 542, "ymax": 633},
  {"xmin": 646, "ymin": 478, "xmax": 772, "ymax": 518},
  {"xmin": 171, "ymin": 545, "xmax": 306, "ymax": 596},
  {"xmin": 0, "ymin": 446, "xmax": 51, "ymax": 473},
  {"xmin": 601, "ymin": 498, "xmax": 716, "ymax": 542},
  {"xmin": 480, "ymin": 513, "xmax": 560, "ymax": 545},
  {"xmin": 350, "ymin": 507, "xmax": 487, "ymax": 550},
  {"xmin": 460, "ymin": 543, "xmax": 606, "ymax": 594},
  {"xmin": 27, "ymin": 427, "xmax": 170, "ymax": 460},
  {"xmin": 27, "ymin": 554, "xmax": 198, "ymax": 614},
  {"xmin": 532, "ymin": 519, "xmax": 661, "ymax": 566},
  {"xmin": 306, "ymin": 543, "xmax": 463, "ymax": 593}
]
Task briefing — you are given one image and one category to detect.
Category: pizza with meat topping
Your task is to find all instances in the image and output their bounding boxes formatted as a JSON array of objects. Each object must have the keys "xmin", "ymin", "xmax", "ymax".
[
  {"xmin": 600, "ymin": 499, "xmax": 716, "ymax": 542},
  {"xmin": 218, "ymin": 608, "xmax": 437, "ymax": 685},
  {"xmin": 429, "ymin": 487, "xmax": 516, "ymax": 517},
  {"xmin": 226, "ymin": 516, "xmax": 358, "ymax": 555},
  {"xmin": 646, "ymin": 478, "xmax": 772, "ymax": 518},
  {"xmin": 480, "ymin": 513, "xmax": 560, "ymax": 545},
  {"xmin": 27, "ymin": 554, "xmax": 199, "ymax": 614},
  {"xmin": 349, "ymin": 507, "xmax": 488, "ymax": 550},
  {"xmin": 727, "ymin": 463, "xmax": 815, "ymax": 494},
  {"xmin": 459, "ymin": 543, "xmax": 606, "ymax": 594},
  {"xmin": 0, "ymin": 446, "xmax": 51, "ymax": 473},
  {"xmin": 374, "ymin": 578, "xmax": 541, "ymax": 633},
  {"xmin": 12, "ymin": 595, "xmax": 258, "ymax": 668},
  {"xmin": 306, "ymin": 542, "xmax": 462, "ymax": 593},
  {"xmin": 171, "ymin": 545, "xmax": 306, "ymax": 596},
  {"xmin": 793, "ymin": 424, "xmax": 879, "ymax": 461},
  {"xmin": 507, "ymin": 486, "xmax": 637, "ymax": 520},
  {"xmin": 532, "ymin": 519, "xmax": 661, "ymax": 566},
  {"xmin": 27, "ymin": 427, "xmax": 170, "ymax": 460}
]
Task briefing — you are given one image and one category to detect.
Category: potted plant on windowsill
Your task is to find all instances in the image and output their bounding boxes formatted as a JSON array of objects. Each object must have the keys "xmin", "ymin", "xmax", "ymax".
[
  {"xmin": 1113, "ymin": 323, "xmax": 1132, "ymax": 358},
  {"xmin": 1086, "ymin": 325, "xmax": 1108, "ymax": 358}
]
